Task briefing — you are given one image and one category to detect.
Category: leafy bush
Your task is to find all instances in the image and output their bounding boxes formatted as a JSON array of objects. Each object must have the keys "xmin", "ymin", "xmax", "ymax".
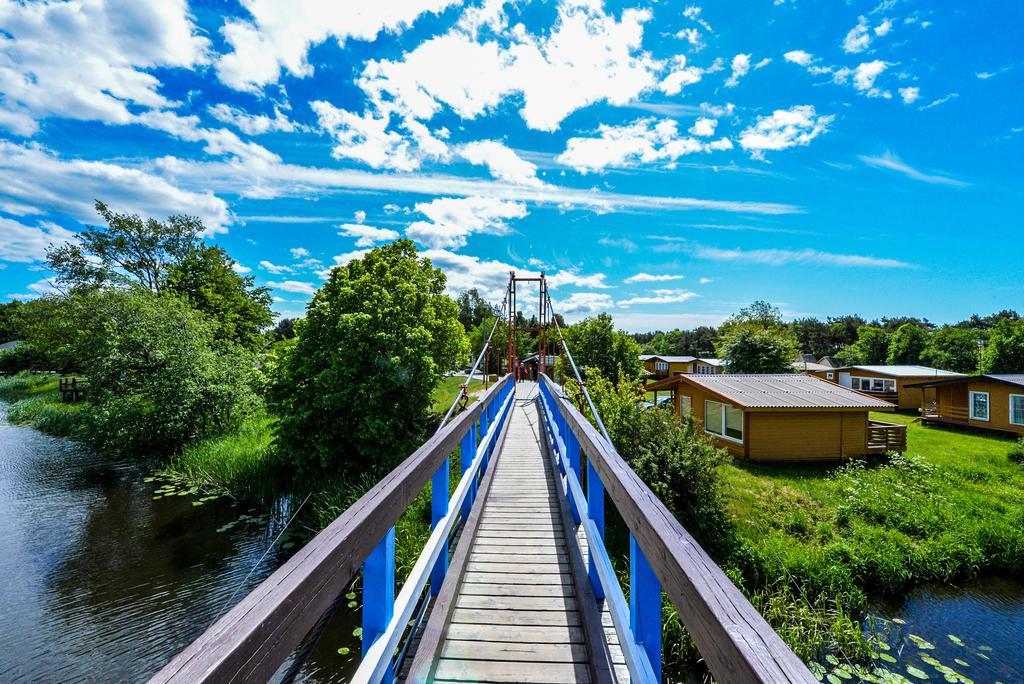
[
  {"xmin": 269, "ymin": 241, "xmax": 469, "ymax": 477},
  {"xmin": 79, "ymin": 290, "xmax": 258, "ymax": 455},
  {"xmin": 1010, "ymin": 437, "xmax": 1024, "ymax": 464},
  {"xmin": 0, "ymin": 343, "xmax": 38, "ymax": 374},
  {"xmin": 565, "ymin": 368, "xmax": 731, "ymax": 551}
]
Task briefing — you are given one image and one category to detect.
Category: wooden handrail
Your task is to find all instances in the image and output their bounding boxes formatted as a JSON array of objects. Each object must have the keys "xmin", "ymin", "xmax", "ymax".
[
  {"xmin": 539, "ymin": 374, "xmax": 815, "ymax": 683},
  {"xmin": 150, "ymin": 375, "xmax": 514, "ymax": 684}
]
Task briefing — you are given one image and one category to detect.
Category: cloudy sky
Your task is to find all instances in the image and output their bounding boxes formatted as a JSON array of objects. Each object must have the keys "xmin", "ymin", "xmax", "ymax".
[{"xmin": 0, "ymin": 0, "xmax": 1020, "ymax": 330}]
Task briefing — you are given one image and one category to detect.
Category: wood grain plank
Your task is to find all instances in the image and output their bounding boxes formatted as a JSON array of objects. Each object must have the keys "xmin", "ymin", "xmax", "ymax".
[
  {"xmin": 456, "ymin": 594, "xmax": 579, "ymax": 612},
  {"xmin": 434, "ymin": 658, "xmax": 592, "ymax": 683},
  {"xmin": 441, "ymin": 640, "xmax": 590, "ymax": 663}
]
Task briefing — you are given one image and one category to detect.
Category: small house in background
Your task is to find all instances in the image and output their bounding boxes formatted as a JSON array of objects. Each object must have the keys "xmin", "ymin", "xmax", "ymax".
[
  {"xmin": 0, "ymin": 340, "xmax": 24, "ymax": 351},
  {"xmin": 793, "ymin": 355, "xmax": 839, "ymax": 377},
  {"xmin": 645, "ymin": 373, "xmax": 906, "ymax": 461},
  {"xmin": 639, "ymin": 354, "xmax": 724, "ymax": 379},
  {"xmin": 906, "ymin": 374, "xmax": 1024, "ymax": 436},
  {"xmin": 808, "ymin": 365, "xmax": 964, "ymax": 410}
]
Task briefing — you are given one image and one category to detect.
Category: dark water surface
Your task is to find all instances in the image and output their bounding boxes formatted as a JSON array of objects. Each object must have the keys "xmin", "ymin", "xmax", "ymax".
[
  {"xmin": 864, "ymin": 577, "xmax": 1024, "ymax": 683},
  {"xmin": 0, "ymin": 403, "xmax": 359, "ymax": 683}
]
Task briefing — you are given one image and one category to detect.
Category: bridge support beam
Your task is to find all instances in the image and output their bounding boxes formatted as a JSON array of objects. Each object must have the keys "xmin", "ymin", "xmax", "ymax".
[
  {"xmin": 566, "ymin": 429, "xmax": 582, "ymax": 525},
  {"xmin": 586, "ymin": 459, "xmax": 605, "ymax": 600},
  {"xmin": 459, "ymin": 427, "xmax": 477, "ymax": 521},
  {"xmin": 430, "ymin": 456, "xmax": 449, "ymax": 596},
  {"xmin": 630, "ymin": 534, "xmax": 662, "ymax": 683},
  {"xmin": 363, "ymin": 527, "xmax": 396, "ymax": 684}
]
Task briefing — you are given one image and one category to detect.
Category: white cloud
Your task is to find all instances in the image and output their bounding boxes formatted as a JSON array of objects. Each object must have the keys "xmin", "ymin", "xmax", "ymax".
[
  {"xmin": 724, "ymin": 54, "xmax": 751, "ymax": 87},
  {"xmin": 0, "ymin": 142, "xmax": 231, "ymax": 235},
  {"xmin": 660, "ymin": 55, "xmax": 705, "ymax": 95},
  {"xmin": 693, "ymin": 245, "xmax": 912, "ymax": 268},
  {"xmin": 357, "ymin": 1, "xmax": 662, "ymax": 132},
  {"xmin": 617, "ymin": 289, "xmax": 698, "ymax": 307},
  {"xmin": 215, "ymin": 0, "xmax": 459, "ymax": 92},
  {"xmin": 783, "ymin": 50, "xmax": 813, "ymax": 66},
  {"xmin": 689, "ymin": 117, "xmax": 717, "ymax": 137},
  {"xmin": 151, "ymin": 152, "xmax": 801, "ymax": 215},
  {"xmin": 898, "ymin": 87, "xmax": 921, "ymax": 104},
  {"xmin": 406, "ymin": 197, "xmax": 527, "ymax": 249},
  {"xmin": 547, "ymin": 270, "xmax": 610, "ymax": 289},
  {"xmin": 232, "ymin": 262, "xmax": 252, "ymax": 274},
  {"xmin": 682, "ymin": 6, "xmax": 712, "ymax": 32},
  {"xmin": 0, "ymin": 0, "xmax": 209, "ymax": 135},
  {"xmin": 354, "ymin": 210, "xmax": 367, "ymax": 224},
  {"xmin": 843, "ymin": 16, "xmax": 872, "ymax": 53},
  {"xmin": 311, "ymin": 102, "xmax": 420, "ymax": 171},
  {"xmin": 458, "ymin": 141, "xmax": 542, "ymax": 187},
  {"xmin": 208, "ymin": 103, "xmax": 300, "ymax": 135},
  {"xmin": 260, "ymin": 260, "xmax": 295, "ymax": 275},
  {"xmin": 852, "ymin": 60, "xmax": 889, "ymax": 97},
  {"xmin": 266, "ymin": 280, "xmax": 318, "ymax": 295},
  {"xmin": 874, "ymin": 18, "xmax": 893, "ymax": 36},
  {"xmin": 555, "ymin": 291, "xmax": 614, "ymax": 315},
  {"xmin": 557, "ymin": 117, "xmax": 732, "ymax": 173},
  {"xmin": 338, "ymin": 223, "xmax": 401, "ymax": 247},
  {"xmin": 858, "ymin": 151, "xmax": 968, "ymax": 188},
  {"xmin": 918, "ymin": 93, "xmax": 959, "ymax": 111},
  {"xmin": 6, "ymin": 277, "xmax": 59, "ymax": 300},
  {"xmin": 597, "ymin": 237, "xmax": 637, "ymax": 251},
  {"xmin": 738, "ymin": 105, "xmax": 834, "ymax": 160},
  {"xmin": 290, "ymin": 248, "xmax": 310, "ymax": 259},
  {"xmin": 699, "ymin": 277, "xmax": 713, "ymax": 284},
  {"xmin": 0, "ymin": 218, "xmax": 76, "ymax": 263},
  {"xmin": 624, "ymin": 273, "xmax": 685, "ymax": 283},
  {"xmin": 610, "ymin": 311, "xmax": 729, "ymax": 332}
]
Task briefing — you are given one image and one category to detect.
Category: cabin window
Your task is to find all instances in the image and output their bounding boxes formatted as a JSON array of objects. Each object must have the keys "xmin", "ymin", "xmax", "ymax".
[
  {"xmin": 655, "ymin": 361, "xmax": 668, "ymax": 372},
  {"xmin": 827, "ymin": 372, "xmax": 834, "ymax": 380},
  {"xmin": 695, "ymin": 364, "xmax": 714, "ymax": 375},
  {"xmin": 969, "ymin": 391, "xmax": 990, "ymax": 421},
  {"xmin": 853, "ymin": 376, "xmax": 895, "ymax": 393},
  {"xmin": 680, "ymin": 395, "xmax": 692, "ymax": 417},
  {"xmin": 704, "ymin": 400, "xmax": 743, "ymax": 442},
  {"xmin": 1010, "ymin": 394, "xmax": 1024, "ymax": 426}
]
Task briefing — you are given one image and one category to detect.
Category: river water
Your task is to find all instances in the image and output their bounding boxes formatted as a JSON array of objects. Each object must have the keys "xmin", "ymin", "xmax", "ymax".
[{"xmin": 0, "ymin": 403, "xmax": 359, "ymax": 683}]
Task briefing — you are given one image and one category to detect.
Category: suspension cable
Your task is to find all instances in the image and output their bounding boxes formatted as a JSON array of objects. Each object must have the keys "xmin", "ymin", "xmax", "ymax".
[
  {"xmin": 544, "ymin": 293, "xmax": 614, "ymax": 445},
  {"xmin": 435, "ymin": 286, "xmax": 509, "ymax": 434}
]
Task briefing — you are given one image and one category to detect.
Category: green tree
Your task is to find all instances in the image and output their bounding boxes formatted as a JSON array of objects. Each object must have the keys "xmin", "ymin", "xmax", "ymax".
[
  {"xmin": 456, "ymin": 288, "xmax": 498, "ymax": 332},
  {"xmin": 45, "ymin": 201, "xmax": 202, "ymax": 292},
  {"xmin": 715, "ymin": 301, "xmax": 799, "ymax": 373},
  {"xmin": 555, "ymin": 313, "xmax": 642, "ymax": 384},
  {"xmin": 270, "ymin": 317, "xmax": 298, "ymax": 342},
  {"xmin": 77, "ymin": 289, "xmax": 258, "ymax": 454},
  {"xmin": 269, "ymin": 241, "xmax": 469, "ymax": 475},
  {"xmin": 978, "ymin": 319, "xmax": 1024, "ymax": 373},
  {"xmin": 165, "ymin": 245, "xmax": 273, "ymax": 349},
  {"xmin": 13, "ymin": 294, "xmax": 95, "ymax": 371},
  {"xmin": 836, "ymin": 326, "xmax": 890, "ymax": 365},
  {"xmin": 886, "ymin": 323, "xmax": 929, "ymax": 365},
  {"xmin": 0, "ymin": 300, "xmax": 23, "ymax": 342},
  {"xmin": 920, "ymin": 326, "xmax": 983, "ymax": 373},
  {"xmin": 791, "ymin": 317, "xmax": 835, "ymax": 358}
]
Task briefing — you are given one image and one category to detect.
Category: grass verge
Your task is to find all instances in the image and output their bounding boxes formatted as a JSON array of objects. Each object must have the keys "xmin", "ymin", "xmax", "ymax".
[
  {"xmin": 0, "ymin": 373, "xmax": 85, "ymax": 437},
  {"xmin": 720, "ymin": 411, "xmax": 1024, "ymax": 662}
]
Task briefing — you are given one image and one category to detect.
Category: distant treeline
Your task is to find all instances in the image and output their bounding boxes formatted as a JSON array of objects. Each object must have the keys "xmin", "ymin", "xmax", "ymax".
[{"xmin": 632, "ymin": 310, "xmax": 1024, "ymax": 374}]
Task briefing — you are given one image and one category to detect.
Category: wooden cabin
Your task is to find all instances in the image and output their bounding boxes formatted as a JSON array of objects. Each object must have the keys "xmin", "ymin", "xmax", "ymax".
[
  {"xmin": 808, "ymin": 365, "xmax": 963, "ymax": 410},
  {"xmin": 640, "ymin": 354, "xmax": 723, "ymax": 379},
  {"xmin": 906, "ymin": 374, "xmax": 1024, "ymax": 436},
  {"xmin": 645, "ymin": 373, "xmax": 906, "ymax": 461}
]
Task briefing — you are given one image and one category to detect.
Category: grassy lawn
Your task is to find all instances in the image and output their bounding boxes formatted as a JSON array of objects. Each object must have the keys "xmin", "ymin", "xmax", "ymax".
[
  {"xmin": 719, "ymin": 411, "xmax": 1024, "ymax": 659},
  {"xmin": 0, "ymin": 373, "xmax": 85, "ymax": 436},
  {"xmin": 430, "ymin": 375, "xmax": 484, "ymax": 416}
]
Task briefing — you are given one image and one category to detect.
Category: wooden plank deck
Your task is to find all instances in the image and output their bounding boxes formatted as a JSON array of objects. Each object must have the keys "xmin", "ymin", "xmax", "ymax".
[{"xmin": 427, "ymin": 385, "xmax": 598, "ymax": 684}]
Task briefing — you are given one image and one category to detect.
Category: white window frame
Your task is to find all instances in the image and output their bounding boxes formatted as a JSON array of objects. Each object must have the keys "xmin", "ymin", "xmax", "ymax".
[
  {"xmin": 852, "ymin": 376, "xmax": 895, "ymax": 393},
  {"xmin": 704, "ymin": 400, "xmax": 744, "ymax": 444},
  {"xmin": 826, "ymin": 372, "xmax": 834, "ymax": 380},
  {"xmin": 969, "ymin": 391, "xmax": 990, "ymax": 422},
  {"xmin": 1010, "ymin": 394, "xmax": 1024, "ymax": 426},
  {"xmin": 654, "ymin": 361, "xmax": 668, "ymax": 372}
]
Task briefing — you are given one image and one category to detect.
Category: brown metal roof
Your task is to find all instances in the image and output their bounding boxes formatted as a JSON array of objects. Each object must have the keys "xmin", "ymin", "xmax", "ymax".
[
  {"xmin": 649, "ymin": 373, "xmax": 896, "ymax": 410},
  {"xmin": 905, "ymin": 374, "xmax": 1024, "ymax": 389}
]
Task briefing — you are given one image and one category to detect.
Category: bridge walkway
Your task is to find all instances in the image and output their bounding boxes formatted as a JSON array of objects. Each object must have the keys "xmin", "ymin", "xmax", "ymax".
[{"xmin": 407, "ymin": 382, "xmax": 615, "ymax": 683}]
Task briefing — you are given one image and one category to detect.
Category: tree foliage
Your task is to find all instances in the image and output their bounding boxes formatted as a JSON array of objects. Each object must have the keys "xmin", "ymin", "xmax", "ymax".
[
  {"xmin": 836, "ymin": 326, "xmax": 890, "ymax": 365},
  {"xmin": 919, "ymin": 326, "xmax": 984, "ymax": 373},
  {"xmin": 75, "ymin": 289, "xmax": 258, "ymax": 454},
  {"xmin": 555, "ymin": 313, "xmax": 641, "ymax": 384},
  {"xmin": 886, "ymin": 323, "xmax": 929, "ymax": 365},
  {"xmin": 715, "ymin": 301, "xmax": 798, "ymax": 373},
  {"xmin": 456, "ymin": 288, "xmax": 498, "ymax": 332},
  {"xmin": 165, "ymin": 244, "xmax": 273, "ymax": 349},
  {"xmin": 46, "ymin": 201, "xmax": 203, "ymax": 292},
  {"xmin": 0, "ymin": 300, "xmax": 23, "ymax": 342},
  {"xmin": 269, "ymin": 241, "xmax": 469, "ymax": 476},
  {"xmin": 639, "ymin": 325, "xmax": 718, "ymax": 357},
  {"xmin": 978, "ymin": 319, "xmax": 1024, "ymax": 374}
]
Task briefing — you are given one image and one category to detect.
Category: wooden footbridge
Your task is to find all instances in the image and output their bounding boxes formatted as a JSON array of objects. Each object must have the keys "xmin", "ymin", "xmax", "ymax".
[{"xmin": 152, "ymin": 276, "xmax": 814, "ymax": 684}]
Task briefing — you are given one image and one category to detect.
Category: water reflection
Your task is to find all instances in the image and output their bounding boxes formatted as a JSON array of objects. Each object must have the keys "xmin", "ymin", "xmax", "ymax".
[{"xmin": 0, "ymin": 403, "xmax": 323, "ymax": 682}]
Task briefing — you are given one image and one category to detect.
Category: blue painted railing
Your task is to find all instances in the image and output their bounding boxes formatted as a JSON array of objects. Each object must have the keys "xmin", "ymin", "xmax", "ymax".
[
  {"xmin": 355, "ymin": 377, "xmax": 515, "ymax": 684},
  {"xmin": 538, "ymin": 377, "xmax": 661, "ymax": 683}
]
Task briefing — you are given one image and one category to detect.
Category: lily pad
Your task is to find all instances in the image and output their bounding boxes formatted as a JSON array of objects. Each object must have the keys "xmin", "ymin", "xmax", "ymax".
[
  {"xmin": 337, "ymin": 647, "xmax": 350, "ymax": 655},
  {"xmin": 892, "ymin": 618, "xmax": 906, "ymax": 625},
  {"xmin": 909, "ymin": 634, "xmax": 936, "ymax": 650},
  {"xmin": 953, "ymin": 659, "xmax": 968, "ymax": 668},
  {"xmin": 947, "ymin": 635, "xmax": 965, "ymax": 647},
  {"xmin": 906, "ymin": 665, "xmax": 930, "ymax": 680}
]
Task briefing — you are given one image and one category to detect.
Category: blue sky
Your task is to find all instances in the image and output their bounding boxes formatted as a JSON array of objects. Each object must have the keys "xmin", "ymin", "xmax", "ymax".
[{"xmin": 0, "ymin": 0, "xmax": 1020, "ymax": 331}]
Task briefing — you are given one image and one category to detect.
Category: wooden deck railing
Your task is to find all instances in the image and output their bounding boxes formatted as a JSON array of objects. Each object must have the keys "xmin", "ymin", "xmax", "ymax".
[
  {"xmin": 150, "ymin": 375, "xmax": 515, "ymax": 684},
  {"xmin": 538, "ymin": 374, "xmax": 815, "ymax": 683},
  {"xmin": 922, "ymin": 402, "xmax": 970, "ymax": 421},
  {"xmin": 866, "ymin": 420, "xmax": 908, "ymax": 453}
]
